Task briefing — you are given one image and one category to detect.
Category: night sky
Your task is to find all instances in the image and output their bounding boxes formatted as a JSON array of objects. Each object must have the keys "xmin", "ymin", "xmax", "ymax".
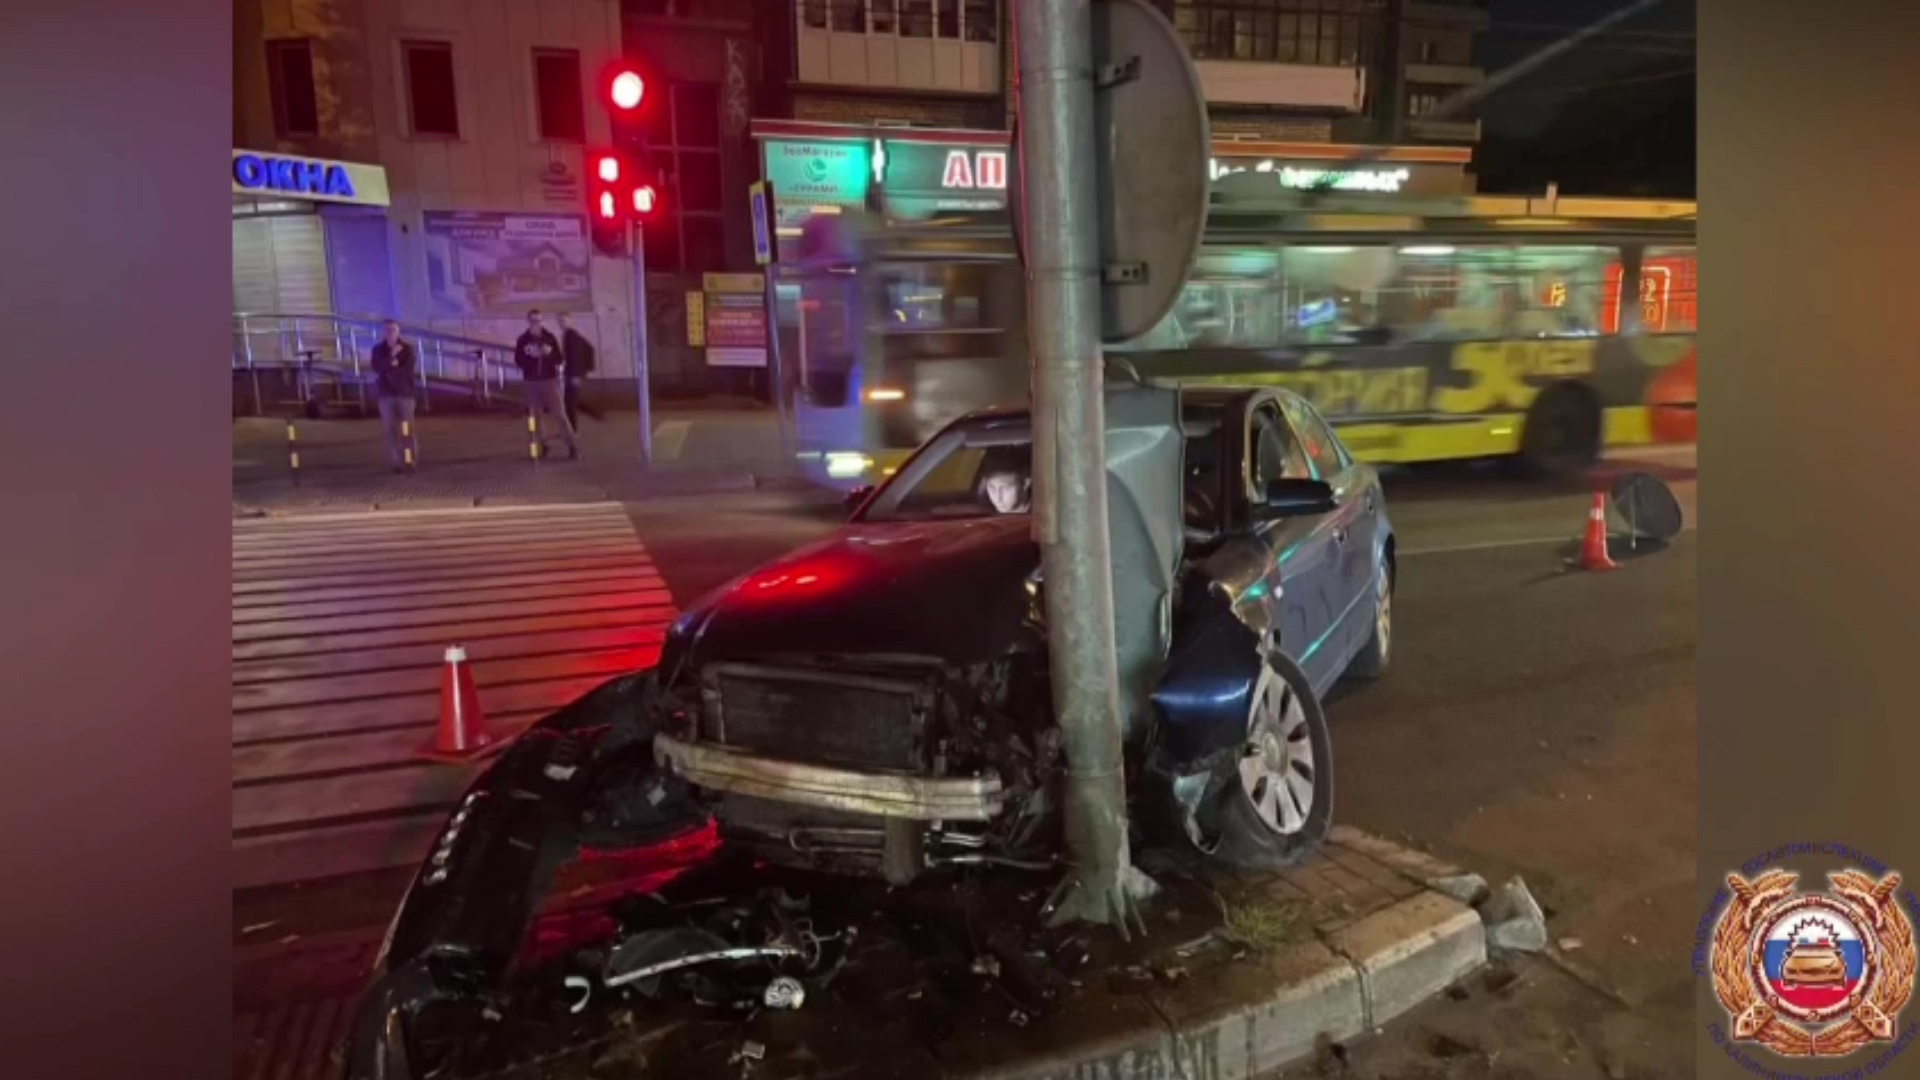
[{"xmin": 1476, "ymin": 0, "xmax": 1696, "ymax": 137}]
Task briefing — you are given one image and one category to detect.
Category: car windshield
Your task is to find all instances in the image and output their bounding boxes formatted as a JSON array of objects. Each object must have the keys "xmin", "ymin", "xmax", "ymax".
[
  {"xmin": 862, "ymin": 406, "xmax": 1228, "ymax": 527},
  {"xmin": 864, "ymin": 432, "xmax": 1036, "ymax": 522}
]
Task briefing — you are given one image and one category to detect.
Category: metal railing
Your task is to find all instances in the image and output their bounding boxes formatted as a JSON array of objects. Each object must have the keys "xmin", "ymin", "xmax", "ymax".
[{"xmin": 232, "ymin": 312, "xmax": 522, "ymax": 417}]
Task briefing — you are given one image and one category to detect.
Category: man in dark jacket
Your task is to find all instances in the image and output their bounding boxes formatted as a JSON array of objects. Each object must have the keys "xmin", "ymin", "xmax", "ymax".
[
  {"xmin": 514, "ymin": 308, "xmax": 578, "ymax": 460},
  {"xmin": 369, "ymin": 318, "xmax": 420, "ymax": 472},
  {"xmin": 557, "ymin": 313, "xmax": 601, "ymax": 428}
]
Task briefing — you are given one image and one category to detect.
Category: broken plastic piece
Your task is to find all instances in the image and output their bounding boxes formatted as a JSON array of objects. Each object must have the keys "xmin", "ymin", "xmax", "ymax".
[
  {"xmin": 564, "ymin": 975, "xmax": 592, "ymax": 1014},
  {"xmin": 742, "ymin": 1041, "xmax": 766, "ymax": 1061}
]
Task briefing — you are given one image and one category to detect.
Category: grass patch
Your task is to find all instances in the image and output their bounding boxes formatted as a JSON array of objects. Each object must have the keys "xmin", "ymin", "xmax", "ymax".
[{"xmin": 1212, "ymin": 890, "xmax": 1305, "ymax": 952}]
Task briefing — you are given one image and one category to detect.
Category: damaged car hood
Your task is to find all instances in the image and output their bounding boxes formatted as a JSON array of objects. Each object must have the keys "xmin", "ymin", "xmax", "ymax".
[{"xmin": 673, "ymin": 515, "xmax": 1041, "ymax": 667}]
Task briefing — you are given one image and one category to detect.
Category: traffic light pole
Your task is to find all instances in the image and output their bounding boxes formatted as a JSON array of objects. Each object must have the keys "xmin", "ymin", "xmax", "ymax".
[
  {"xmin": 1016, "ymin": 0, "xmax": 1147, "ymax": 935},
  {"xmin": 630, "ymin": 220, "xmax": 653, "ymax": 471}
]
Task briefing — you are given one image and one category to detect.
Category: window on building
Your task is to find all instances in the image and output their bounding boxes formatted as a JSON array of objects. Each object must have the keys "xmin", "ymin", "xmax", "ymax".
[
  {"xmin": 532, "ymin": 49, "xmax": 585, "ymax": 143},
  {"xmin": 901, "ymin": 0, "xmax": 934, "ymax": 37},
  {"xmin": 1174, "ymin": 0, "xmax": 1378, "ymax": 65},
  {"xmin": 963, "ymin": 0, "xmax": 997, "ymax": 41},
  {"xmin": 1408, "ymin": 90, "xmax": 1444, "ymax": 117},
  {"xmin": 642, "ymin": 83, "xmax": 728, "ymax": 274},
  {"xmin": 267, "ymin": 39, "xmax": 320, "ymax": 138},
  {"xmin": 872, "ymin": 0, "xmax": 899, "ymax": 33},
  {"xmin": 831, "ymin": 0, "xmax": 866, "ymax": 32},
  {"xmin": 403, "ymin": 40, "xmax": 460, "ymax": 137},
  {"xmin": 802, "ymin": 0, "xmax": 828, "ymax": 29},
  {"xmin": 937, "ymin": 0, "xmax": 961, "ymax": 37}
]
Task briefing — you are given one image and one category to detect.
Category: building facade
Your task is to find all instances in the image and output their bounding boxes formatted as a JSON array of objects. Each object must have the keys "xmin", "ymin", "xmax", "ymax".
[
  {"xmin": 756, "ymin": 0, "xmax": 1488, "ymax": 146},
  {"xmin": 233, "ymin": 0, "xmax": 650, "ymax": 392}
]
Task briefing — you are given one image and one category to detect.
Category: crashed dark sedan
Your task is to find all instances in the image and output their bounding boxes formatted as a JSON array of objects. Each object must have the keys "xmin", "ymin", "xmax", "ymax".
[{"xmin": 345, "ymin": 381, "xmax": 1395, "ymax": 1079}]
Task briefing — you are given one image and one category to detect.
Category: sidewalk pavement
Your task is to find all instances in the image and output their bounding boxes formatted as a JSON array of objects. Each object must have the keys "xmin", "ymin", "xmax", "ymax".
[
  {"xmin": 234, "ymin": 406, "xmax": 803, "ymax": 515},
  {"xmin": 234, "ymin": 827, "xmax": 1491, "ymax": 1080}
]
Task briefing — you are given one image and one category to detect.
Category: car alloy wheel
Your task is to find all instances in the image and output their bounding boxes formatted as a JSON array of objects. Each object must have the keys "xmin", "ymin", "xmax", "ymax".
[{"xmin": 1237, "ymin": 663, "xmax": 1316, "ymax": 835}]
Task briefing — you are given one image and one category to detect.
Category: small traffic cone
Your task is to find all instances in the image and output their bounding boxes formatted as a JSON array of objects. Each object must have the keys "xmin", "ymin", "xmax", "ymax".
[
  {"xmin": 418, "ymin": 645, "xmax": 506, "ymax": 763},
  {"xmin": 1573, "ymin": 490, "xmax": 1620, "ymax": 572}
]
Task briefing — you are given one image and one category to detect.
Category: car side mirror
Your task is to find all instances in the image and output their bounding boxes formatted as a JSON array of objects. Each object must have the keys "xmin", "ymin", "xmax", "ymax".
[
  {"xmin": 1255, "ymin": 478, "xmax": 1337, "ymax": 520},
  {"xmin": 843, "ymin": 485, "xmax": 875, "ymax": 517}
]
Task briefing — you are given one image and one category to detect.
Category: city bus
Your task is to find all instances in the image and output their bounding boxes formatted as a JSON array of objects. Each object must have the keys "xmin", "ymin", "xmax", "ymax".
[{"xmin": 773, "ymin": 190, "xmax": 1696, "ymax": 489}]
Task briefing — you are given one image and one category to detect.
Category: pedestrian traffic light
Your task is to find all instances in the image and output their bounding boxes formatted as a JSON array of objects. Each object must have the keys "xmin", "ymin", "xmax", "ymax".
[{"xmin": 587, "ymin": 148, "xmax": 631, "ymax": 256}]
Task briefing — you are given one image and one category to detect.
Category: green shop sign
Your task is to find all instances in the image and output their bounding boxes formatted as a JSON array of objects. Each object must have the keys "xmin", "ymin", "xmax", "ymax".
[
  {"xmin": 877, "ymin": 141, "xmax": 1008, "ymax": 220},
  {"xmin": 762, "ymin": 140, "xmax": 871, "ymax": 254}
]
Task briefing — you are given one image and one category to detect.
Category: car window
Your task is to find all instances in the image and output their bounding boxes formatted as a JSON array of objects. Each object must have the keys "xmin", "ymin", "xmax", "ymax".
[
  {"xmin": 1282, "ymin": 397, "xmax": 1351, "ymax": 480},
  {"xmin": 874, "ymin": 441, "xmax": 1034, "ymax": 521},
  {"xmin": 1249, "ymin": 403, "xmax": 1311, "ymax": 498}
]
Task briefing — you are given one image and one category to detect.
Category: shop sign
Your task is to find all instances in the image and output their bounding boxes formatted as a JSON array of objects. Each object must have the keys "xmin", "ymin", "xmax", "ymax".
[
  {"xmin": 702, "ymin": 272, "xmax": 768, "ymax": 368},
  {"xmin": 1208, "ymin": 158, "xmax": 1412, "ymax": 193},
  {"xmin": 231, "ymin": 149, "xmax": 391, "ymax": 206},
  {"xmin": 878, "ymin": 141, "xmax": 1008, "ymax": 220},
  {"xmin": 763, "ymin": 140, "xmax": 870, "ymax": 233}
]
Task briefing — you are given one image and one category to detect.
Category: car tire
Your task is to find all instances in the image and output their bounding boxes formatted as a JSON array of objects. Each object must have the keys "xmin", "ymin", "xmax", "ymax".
[
  {"xmin": 1345, "ymin": 557, "xmax": 1393, "ymax": 681},
  {"xmin": 1208, "ymin": 651, "xmax": 1334, "ymax": 871},
  {"xmin": 1517, "ymin": 382, "xmax": 1603, "ymax": 478}
]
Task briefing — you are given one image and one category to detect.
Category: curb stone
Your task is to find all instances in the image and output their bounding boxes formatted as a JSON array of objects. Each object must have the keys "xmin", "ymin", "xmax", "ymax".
[
  {"xmin": 941, "ymin": 837, "xmax": 1488, "ymax": 1080},
  {"xmin": 1326, "ymin": 891, "xmax": 1488, "ymax": 1030}
]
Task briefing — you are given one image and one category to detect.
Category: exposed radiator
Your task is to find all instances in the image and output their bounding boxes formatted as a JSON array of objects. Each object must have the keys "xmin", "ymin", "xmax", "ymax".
[{"xmin": 698, "ymin": 663, "xmax": 935, "ymax": 772}]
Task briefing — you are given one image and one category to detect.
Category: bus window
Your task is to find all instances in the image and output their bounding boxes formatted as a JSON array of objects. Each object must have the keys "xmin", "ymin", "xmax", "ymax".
[
  {"xmin": 1380, "ymin": 245, "xmax": 1523, "ymax": 343},
  {"xmin": 1640, "ymin": 246, "xmax": 1698, "ymax": 333},
  {"xmin": 1278, "ymin": 245, "xmax": 1398, "ymax": 345},
  {"xmin": 1508, "ymin": 246, "xmax": 1617, "ymax": 338},
  {"xmin": 797, "ymin": 271, "xmax": 859, "ymax": 408},
  {"xmin": 1122, "ymin": 249, "xmax": 1281, "ymax": 350}
]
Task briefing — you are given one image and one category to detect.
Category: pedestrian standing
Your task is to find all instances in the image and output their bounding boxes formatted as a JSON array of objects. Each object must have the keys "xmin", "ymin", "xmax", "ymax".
[
  {"xmin": 557, "ymin": 313, "xmax": 602, "ymax": 428},
  {"xmin": 370, "ymin": 318, "xmax": 420, "ymax": 473},
  {"xmin": 514, "ymin": 308, "xmax": 579, "ymax": 460}
]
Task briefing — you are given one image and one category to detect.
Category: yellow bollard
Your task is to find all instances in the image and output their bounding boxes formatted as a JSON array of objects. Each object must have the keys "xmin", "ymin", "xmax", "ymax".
[
  {"xmin": 286, "ymin": 420, "xmax": 301, "ymax": 484},
  {"xmin": 401, "ymin": 419, "xmax": 415, "ymax": 470},
  {"xmin": 527, "ymin": 410, "xmax": 541, "ymax": 464}
]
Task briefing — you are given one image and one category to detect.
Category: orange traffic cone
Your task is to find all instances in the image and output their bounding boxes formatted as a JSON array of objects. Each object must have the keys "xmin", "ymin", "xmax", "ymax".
[
  {"xmin": 418, "ymin": 645, "xmax": 505, "ymax": 763},
  {"xmin": 1573, "ymin": 490, "xmax": 1620, "ymax": 572}
]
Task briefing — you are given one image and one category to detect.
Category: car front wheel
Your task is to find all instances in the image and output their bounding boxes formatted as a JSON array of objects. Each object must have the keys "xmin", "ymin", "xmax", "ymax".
[
  {"xmin": 1208, "ymin": 651, "xmax": 1334, "ymax": 871},
  {"xmin": 1345, "ymin": 558, "xmax": 1393, "ymax": 681}
]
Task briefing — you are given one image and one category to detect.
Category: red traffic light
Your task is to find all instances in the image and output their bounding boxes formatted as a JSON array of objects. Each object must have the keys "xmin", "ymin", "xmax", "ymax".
[
  {"xmin": 595, "ymin": 154, "xmax": 621, "ymax": 183},
  {"xmin": 596, "ymin": 190, "xmax": 618, "ymax": 220},
  {"xmin": 608, "ymin": 68, "xmax": 645, "ymax": 111},
  {"xmin": 632, "ymin": 185, "xmax": 657, "ymax": 215}
]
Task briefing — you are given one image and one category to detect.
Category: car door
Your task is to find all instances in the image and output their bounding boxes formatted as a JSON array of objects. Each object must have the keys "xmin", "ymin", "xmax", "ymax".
[
  {"xmin": 1280, "ymin": 394, "xmax": 1375, "ymax": 673},
  {"xmin": 1244, "ymin": 397, "xmax": 1347, "ymax": 695}
]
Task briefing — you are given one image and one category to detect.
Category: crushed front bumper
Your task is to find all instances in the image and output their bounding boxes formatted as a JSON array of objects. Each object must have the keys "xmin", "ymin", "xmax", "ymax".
[{"xmin": 653, "ymin": 734, "xmax": 1005, "ymax": 821}]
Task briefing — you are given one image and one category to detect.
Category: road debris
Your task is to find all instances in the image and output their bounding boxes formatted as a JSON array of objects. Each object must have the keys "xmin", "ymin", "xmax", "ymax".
[
  {"xmin": 1482, "ymin": 877, "xmax": 1549, "ymax": 953},
  {"xmin": 971, "ymin": 955, "xmax": 1003, "ymax": 978},
  {"xmin": 1558, "ymin": 936, "xmax": 1584, "ymax": 952},
  {"xmin": 761, "ymin": 976, "xmax": 805, "ymax": 1010},
  {"xmin": 1429, "ymin": 873, "xmax": 1490, "ymax": 906}
]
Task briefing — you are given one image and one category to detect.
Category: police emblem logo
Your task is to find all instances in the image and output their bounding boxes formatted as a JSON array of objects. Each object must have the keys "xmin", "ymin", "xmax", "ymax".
[{"xmin": 1710, "ymin": 868, "xmax": 1916, "ymax": 1057}]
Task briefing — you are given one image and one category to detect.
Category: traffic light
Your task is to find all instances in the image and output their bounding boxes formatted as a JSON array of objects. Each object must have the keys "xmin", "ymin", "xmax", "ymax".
[
  {"xmin": 606, "ymin": 65, "xmax": 645, "ymax": 117},
  {"xmin": 586, "ymin": 62, "xmax": 665, "ymax": 256},
  {"xmin": 588, "ymin": 149, "xmax": 630, "ymax": 257}
]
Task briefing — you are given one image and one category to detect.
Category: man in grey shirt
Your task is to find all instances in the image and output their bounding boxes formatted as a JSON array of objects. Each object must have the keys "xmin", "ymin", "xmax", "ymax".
[{"xmin": 369, "ymin": 319, "xmax": 420, "ymax": 472}]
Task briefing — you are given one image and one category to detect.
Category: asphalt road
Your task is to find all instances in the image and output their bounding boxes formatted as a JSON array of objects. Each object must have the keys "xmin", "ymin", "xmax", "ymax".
[{"xmin": 235, "ymin": 447, "xmax": 1699, "ymax": 1079}]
